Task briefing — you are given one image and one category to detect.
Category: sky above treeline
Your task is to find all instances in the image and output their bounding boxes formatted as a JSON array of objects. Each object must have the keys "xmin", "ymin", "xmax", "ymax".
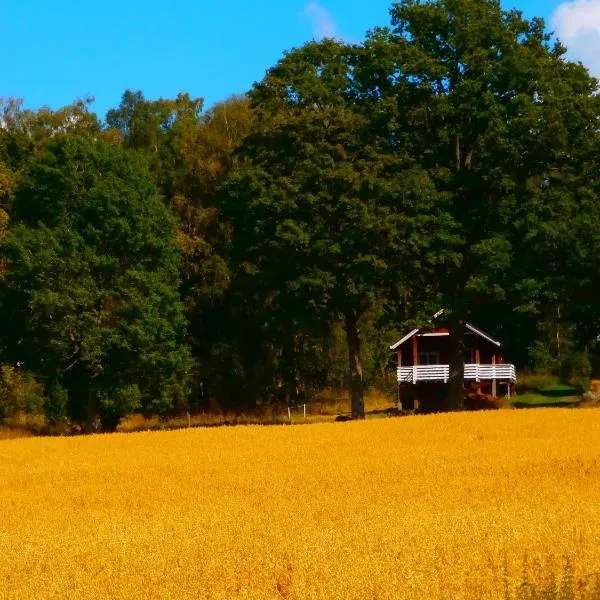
[{"xmin": 1, "ymin": 0, "xmax": 598, "ymax": 120}]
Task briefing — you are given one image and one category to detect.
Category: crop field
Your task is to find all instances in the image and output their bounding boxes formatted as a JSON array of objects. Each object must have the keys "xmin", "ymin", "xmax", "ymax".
[{"xmin": 2, "ymin": 410, "xmax": 600, "ymax": 599}]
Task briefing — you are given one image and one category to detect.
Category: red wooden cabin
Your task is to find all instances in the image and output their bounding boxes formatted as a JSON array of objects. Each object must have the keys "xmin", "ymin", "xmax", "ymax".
[{"xmin": 390, "ymin": 310, "xmax": 516, "ymax": 411}]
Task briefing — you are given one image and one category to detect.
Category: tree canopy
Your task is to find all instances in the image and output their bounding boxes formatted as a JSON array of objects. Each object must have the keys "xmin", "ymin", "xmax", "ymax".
[
  {"xmin": 222, "ymin": 40, "xmax": 453, "ymax": 417},
  {"xmin": 354, "ymin": 0, "xmax": 600, "ymax": 408},
  {"xmin": 2, "ymin": 0, "xmax": 600, "ymax": 428},
  {"xmin": 0, "ymin": 136, "xmax": 191, "ymax": 430}
]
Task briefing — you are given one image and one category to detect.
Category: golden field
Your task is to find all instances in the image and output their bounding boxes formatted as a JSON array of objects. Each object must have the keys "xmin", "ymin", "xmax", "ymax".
[{"xmin": 2, "ymin": 410, "xmax": 600, "ymax": 599}]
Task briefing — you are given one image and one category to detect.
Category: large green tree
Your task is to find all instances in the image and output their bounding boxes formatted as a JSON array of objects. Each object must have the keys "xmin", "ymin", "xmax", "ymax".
[
  {"xmin": 222, "ymin": 40, "xmax": 451, "ymax": 418},
  {"xmin": 106, "ymin": 92, "xmax": 257, "ymax": 407},
  {"xmin": 355, "ymin": 0, "xmax": 600, "ymax": 408},
  {"xmin": 0, "ymin": 135, "xmax": 192, "ymax": 431}
]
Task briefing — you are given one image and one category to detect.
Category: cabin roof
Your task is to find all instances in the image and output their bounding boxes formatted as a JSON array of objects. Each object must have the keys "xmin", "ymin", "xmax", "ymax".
[{"xmin": 389, "ymin": 311, "xmax": 502, "ymax": 351}]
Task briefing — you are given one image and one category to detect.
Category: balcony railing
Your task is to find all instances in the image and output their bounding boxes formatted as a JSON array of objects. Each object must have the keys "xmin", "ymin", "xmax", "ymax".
[{"xmin": 397, "ymin": 364, "xmax": 516, "ymax": 384}]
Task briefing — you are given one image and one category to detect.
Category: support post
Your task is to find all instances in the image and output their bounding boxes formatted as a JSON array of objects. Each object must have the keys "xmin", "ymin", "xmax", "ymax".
[
  {"xmin": 447, "ymin": 316, "xmax": 466, "ymax": 411},
  {"xmin": 412, "ymin": 335, "xmax": 419, "ymax": 406},
  {"xmin": 492, "ymin": 355, "xmax": 497, "ymax": 397},
  {"xmin": 412, "ymin": 335, "xmax": 418, "ymax": 365},
  {"xmin": 412, "ymin": 335, "xmax": 418, "ymax": 385},
  {"xmin": 397, "ymin": 351, "xmax": 403, "ymax": 411}
]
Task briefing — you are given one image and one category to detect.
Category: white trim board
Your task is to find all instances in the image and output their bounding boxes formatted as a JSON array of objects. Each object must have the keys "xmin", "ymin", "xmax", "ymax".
[
  {"xmin": 389, "ymin": 329, "xmax": 419, "ymax": 351},
  {"xmin": 465, "ymin": 323, "xmax": 501, "ymax": 347},
  {"xmin": 390, "ymin": 322, "xmax": 502, "ymax": 350}
]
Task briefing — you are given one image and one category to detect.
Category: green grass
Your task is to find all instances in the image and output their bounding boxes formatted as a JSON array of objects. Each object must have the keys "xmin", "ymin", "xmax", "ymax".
[{"xmin": 511, "ymin": 383, "xmax": 581, "ymax": 408}]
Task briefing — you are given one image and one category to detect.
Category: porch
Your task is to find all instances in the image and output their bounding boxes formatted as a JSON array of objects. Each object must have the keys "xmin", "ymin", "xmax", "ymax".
[{"xmin": 397, "ymin": 364, "xmax": 517, "ymax": 384}]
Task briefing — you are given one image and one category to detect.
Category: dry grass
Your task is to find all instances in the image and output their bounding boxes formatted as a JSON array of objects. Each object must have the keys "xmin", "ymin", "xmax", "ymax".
[
  {"xmin": 0, "ymin": 425, "xmax": 36, "ymax": 440},
  {"xmin": 117, "ymin": 388, "xmax": 397, "ymax": 433},
  {"xmin": 0, "ymin": 413, "xmax": 45, "ymax": 440},
  {"xmin": 2, "ymin": 410, "xmax": 600, "ymax": 599},
  {"xmin": 0, "ymin": 389, "xmax": 397, "ymax": 438}
]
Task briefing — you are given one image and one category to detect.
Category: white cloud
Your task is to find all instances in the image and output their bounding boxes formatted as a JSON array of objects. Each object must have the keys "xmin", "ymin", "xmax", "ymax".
[
  {"xmin": 303, "ymin": 1, "xmax": 338, "ymax": 39},
  {"xmin": 551, "ymin": 0, "xmax": 600, "ymax": 77}
]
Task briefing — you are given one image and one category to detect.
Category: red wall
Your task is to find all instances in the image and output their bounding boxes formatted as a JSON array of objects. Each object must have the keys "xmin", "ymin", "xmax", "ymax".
[{"xmin": 397, "ymin": 333, "xmax": 503, "ymax": 366}]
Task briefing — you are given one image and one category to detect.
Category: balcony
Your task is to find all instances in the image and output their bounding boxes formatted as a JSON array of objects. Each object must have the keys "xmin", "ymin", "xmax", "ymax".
[{"xmin": 397, "ymin": 364, "xmax": 517, "ymax": 384}]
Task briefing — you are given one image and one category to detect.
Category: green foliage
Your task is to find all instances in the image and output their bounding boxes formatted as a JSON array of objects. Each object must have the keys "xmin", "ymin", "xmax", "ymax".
[
  {"xmin": 3, "ymin": 1, "xmax": 600, "ymax": 426},
  {"xmin": 222, "ymin": 39, "xmax": 450, "ymax": 417},
  {"xmin": 0, "ymin": 365, "xmax": 44, "ymax": 420},
  {"xmin": 45, "ymin": 381, "xmax": 69, "ymax": 426},
  {"xmin": 97, "ymin": 385, "xmax": 142, "ymax": 432},
  {"xmin": 105, "ymin": 92, "xmax": 257, "ymax": 390},
  {"xmin": 0, "ymin": 135, "xmax": 192, "ymax": 430},
  {"xmin": 562, "ymin": 352, "xmax": 592, "ymax": 392},
  {"xmin": 527, "ymin": 341, "xmax": 559, "ymax": 375},
  {"xmin": 351, "ymin": 0, "xmax": 600, "ymax": 409},
  {"xmin": 516, "ymin": 373, "xmax": 560, "ymax": 394}
]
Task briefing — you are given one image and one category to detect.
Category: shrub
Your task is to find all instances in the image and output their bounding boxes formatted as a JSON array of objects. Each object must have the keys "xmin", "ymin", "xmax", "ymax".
[
  {"xmin": 516, "ymin": 372, "xmax": 559, "ymax": 394},
  {"xmin": 581, "ymin": 391, "xmax": 599, "ymax": 406},
  {"xmin": 527, "ymin": 340, "xmax": 559, "ymax": 374},
  {"xmin": 562, "ymin": 352, "xmax": 592, "ymax": 392},
  {"xmin": 0, "ymin": 365, "xmax": 44, "ymax": 420},
  {"xmin": 44, "ymin": 382, "xmax": 69, "ymax": 426}
]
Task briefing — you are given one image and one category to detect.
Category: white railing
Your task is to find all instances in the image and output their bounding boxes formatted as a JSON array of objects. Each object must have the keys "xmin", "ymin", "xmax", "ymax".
[
  {"xmin": 397, "ymin": 364, "xmax": 516, "ymax": 384},
  {"xmin": 465, "ymin": 364, "xmax": 516, "ymax": 382},
  {"xmin": 398, "ymin": 365, "xmax": 449, "ymax": 383}
]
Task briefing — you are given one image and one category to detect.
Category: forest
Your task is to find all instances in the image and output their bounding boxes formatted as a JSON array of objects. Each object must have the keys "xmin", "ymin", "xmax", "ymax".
[{"xmin": 1, "ymin": 0, "xmax": 600, "ymax": 431}]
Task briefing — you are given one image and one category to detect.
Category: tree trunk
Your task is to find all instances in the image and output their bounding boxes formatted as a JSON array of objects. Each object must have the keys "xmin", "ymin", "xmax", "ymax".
[
  {"xmin": 344, "ymin": 312, "xmax": 364, "ymax": 419},
  {"xmin": 102, "ymin": 412, "xmax": 120, "ymax": 433},
  {"xmin": 84, "ymin": 389, "xmax": 100, "ymax": 434},
  {"xmin": 282, "ymin": 332, "xmax": 300, "ymax": 405},
  {"xmin": 446, "ymin": 316, "xmax": 466, "ymax": 412}
]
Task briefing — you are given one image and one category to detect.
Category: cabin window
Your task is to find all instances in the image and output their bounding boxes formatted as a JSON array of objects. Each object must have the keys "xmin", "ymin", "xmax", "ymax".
[
  {"xmin": 418, "ymin": 352, "xmax": 440, "ymax": 365},
  {"xmin": 464, "ymin": 348, "xmax": 475, "ymax": 364}
]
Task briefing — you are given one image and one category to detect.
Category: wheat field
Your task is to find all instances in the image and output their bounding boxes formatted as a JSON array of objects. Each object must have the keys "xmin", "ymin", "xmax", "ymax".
[{"xmin": 2, "ymin": 409, "xmax": 600, "ymax": 599}]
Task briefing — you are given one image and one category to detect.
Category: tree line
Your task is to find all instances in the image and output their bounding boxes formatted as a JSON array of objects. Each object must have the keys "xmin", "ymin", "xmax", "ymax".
[{"xmin": 1, "ymin": 0, "xmax": 600, "ymax": 430}]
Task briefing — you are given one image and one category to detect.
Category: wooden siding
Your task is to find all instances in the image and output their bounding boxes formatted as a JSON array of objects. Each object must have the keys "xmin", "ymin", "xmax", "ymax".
[{"xmin": 397, "ymin": 333, "xmax": 504, "ymax": 367}]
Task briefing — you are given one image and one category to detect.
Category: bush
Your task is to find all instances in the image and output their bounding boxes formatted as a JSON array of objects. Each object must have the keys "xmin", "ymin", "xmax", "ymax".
[
  {"xmin": 44, "ymin": 382, "xmax": 69, "ymax": 425},
  {"xmin": 591, "ymin": 354, "xmax": 600, "ymax": 379},
  {"xmin": 581, "ymin": 391, "xmax": 599, "ymax": 406},
  {"xmin": 527, "ymin": 340, "xmax": 559, "ymax": 374},
  {"xmin": 516, "ymin": 373, "xmax": 559, "ymax": 394},
  {"xmin": 98, "ymin": 385, "xmax": 143, "ymax": 432},
  {"xmin": 562, "ymin": 352, "xmax": 592, "ymax": 393},
  {"xmin": 0, "ymin": 365, "xmax": 44, "ymax": 420}
]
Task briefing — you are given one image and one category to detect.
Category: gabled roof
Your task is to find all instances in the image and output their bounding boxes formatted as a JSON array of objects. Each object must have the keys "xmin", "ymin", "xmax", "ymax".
[
  {"xmin": 465, "ymin": 323, "xmax": 502, "ymax": 347},
  {"xmin": 389, "ymin": 310, "xmax": 502, "ymax": 351},
  {"xmin": 390, "ymin": 329, "xmax": 420, "ymax": 351}
]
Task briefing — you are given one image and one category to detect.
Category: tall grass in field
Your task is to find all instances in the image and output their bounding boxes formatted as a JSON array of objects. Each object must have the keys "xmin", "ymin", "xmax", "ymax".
[{"xmin": 2, "ymin": 410, "xmax": 600, "ymax": 599}]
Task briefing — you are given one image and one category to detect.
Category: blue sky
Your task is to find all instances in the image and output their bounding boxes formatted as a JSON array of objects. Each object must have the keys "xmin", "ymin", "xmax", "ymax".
[{"xmin": 0, "ymin": 0, "xmax": 595, "ymax": 120}]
